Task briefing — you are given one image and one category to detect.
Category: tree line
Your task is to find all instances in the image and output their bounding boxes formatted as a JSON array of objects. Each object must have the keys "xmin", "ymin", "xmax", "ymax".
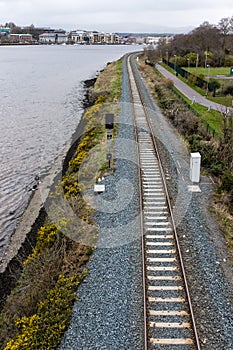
[
  {"xmin": 1, "ymin": 22, "xmax": 66, "ymax": 41},
  {"xmin": 147, "ymin": 16, "xmax": 233, "ymax": 67}
]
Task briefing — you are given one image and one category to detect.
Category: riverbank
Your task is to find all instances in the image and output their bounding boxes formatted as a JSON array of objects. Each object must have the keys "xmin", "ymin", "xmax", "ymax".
[
  {"xmin": 0, "ymin": 77, "xmax": 96, "ymax": 304},
  {"xmin": 0, "ymin": 44, "xmax": 139, "ymax": 263},
  {"xmin": 0, "ymin": 58, "xmax": 123, "ymax": 349}
]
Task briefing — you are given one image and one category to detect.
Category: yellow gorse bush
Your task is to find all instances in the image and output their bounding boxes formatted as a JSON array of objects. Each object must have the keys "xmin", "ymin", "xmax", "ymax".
[
  {"xmin": 4, "ymin": 273, "xmax": 85, "ymax": 350},
  {"xmin": 23, "ymin": 224, "xmax": 59, "ymax": 266},
  {"xmin": 83, "ymin": 103, "xmax": 100, "ymax": 121},
  {"xmin": 94, "ymin": 95, "xmax": 105, "ymax": 104}
]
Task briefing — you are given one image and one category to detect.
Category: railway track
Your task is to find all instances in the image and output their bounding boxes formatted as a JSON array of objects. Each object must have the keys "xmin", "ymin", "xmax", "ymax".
[{"xmin": 127, "ymin": 54, "xmax": 201, "ymax": 350}]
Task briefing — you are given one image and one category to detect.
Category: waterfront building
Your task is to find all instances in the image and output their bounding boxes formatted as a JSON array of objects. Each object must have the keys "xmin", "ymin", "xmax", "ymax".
[
  {"xmin": 39, "ymin": 33, "xmax": 68, "ymax": 44},
  {"xmin": 70, "ymin": 30, "xmax": 120, "ymax": 44},
  {"xmin": 9, "ymin": 34, "xmax": 33, "ymax": 43},
  {"xmin": 0, "ymin": 27, "xmax": 10, "ymax": 36},
  {"xmin": 70, "ymin": 30, "xmax": 87, "ymax": 44}
]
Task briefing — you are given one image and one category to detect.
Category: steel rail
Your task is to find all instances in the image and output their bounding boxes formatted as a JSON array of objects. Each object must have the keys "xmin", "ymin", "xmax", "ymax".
[
  {"xmin": 124, "ymin": 53, "xmax": 148, "ymax": 350},
  {"xmin": 127, "ymin": 53, "xmax": 201, "ymax": 350}
]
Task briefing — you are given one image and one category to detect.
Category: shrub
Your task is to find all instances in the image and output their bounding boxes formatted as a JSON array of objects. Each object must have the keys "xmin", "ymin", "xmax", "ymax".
[
  {"xmin": 210, "ymin": 163, "xmax": 224, "ymax": 176},
  {"xmin": 189, "ymin": 75, "xmax": 197, "ymax": 86},
  {"xmin": 94, "ymin": 95, "xmax": 105, "ymax": 105},
  {"xmin": 209, "ymin": 78, "xmax": 221, "ymax": 90},
  {"xmin": 24, "ymin": 224, "xmax": 59, "ymax": 266},
  {"xmin": 223, "ymin": 85, "xmax": 233, "ymax": 96},
  {"xmin": 220, "ymin": 172, "xmax": 233, "ymax": 192},
  {"xmin": 68, "ymin": 150, "xmax": 88, "ymax": 172},
  {"xmin": 163, "ymin": 78, "xmax": 174, "ymax": 89},
  {"xmin": 4, "ymin": 273, "xmax": 87, "ymax": 350},
  {"xmin": 224, "ymin": 55, "xmax": 233, "ymax": 67}
]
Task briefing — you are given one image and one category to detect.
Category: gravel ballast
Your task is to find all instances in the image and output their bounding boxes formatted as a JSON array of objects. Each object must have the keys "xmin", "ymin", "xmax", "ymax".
[
  {"xmin": 133, "ymin": 57, "xmax": 233, "ymax": 349},
  {"xmin": 59, "ymin": 55, "xmax": 233, "ymax": 349}
]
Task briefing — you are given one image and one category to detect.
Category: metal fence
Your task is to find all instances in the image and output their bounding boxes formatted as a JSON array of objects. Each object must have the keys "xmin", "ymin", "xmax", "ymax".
[{"xmin": 163, "ymin": 59, "xmax": 216, "ymax": 94}]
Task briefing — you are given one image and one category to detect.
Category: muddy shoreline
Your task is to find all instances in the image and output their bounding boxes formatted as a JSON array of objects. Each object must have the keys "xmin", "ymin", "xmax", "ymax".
[{"xmin": 0, "ymin": 77, "xmax": 96, "ymax": 308}]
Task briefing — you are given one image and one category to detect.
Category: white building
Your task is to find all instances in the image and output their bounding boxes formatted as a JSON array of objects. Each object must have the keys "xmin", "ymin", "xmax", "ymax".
[{"xmin": 39, "ymin": 33, "xmax": 68, "ymax": 44}]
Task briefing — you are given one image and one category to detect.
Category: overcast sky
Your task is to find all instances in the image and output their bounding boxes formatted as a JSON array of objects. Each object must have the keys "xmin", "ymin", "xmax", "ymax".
[{"xmin": 0, "ymin": 0, "xmax": 233, "ymax": 33}]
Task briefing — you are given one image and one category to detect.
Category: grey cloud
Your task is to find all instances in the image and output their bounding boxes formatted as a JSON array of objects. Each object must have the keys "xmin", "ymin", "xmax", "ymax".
[{"xmin": 0, "ymin": 0, "xmax": 232, "ymax": 32}]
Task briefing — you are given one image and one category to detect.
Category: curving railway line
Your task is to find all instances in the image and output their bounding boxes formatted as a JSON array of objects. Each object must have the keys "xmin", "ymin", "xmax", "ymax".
[{"xmin": 127, "ymin": 54, "xmax": 201, "ymax": 350}]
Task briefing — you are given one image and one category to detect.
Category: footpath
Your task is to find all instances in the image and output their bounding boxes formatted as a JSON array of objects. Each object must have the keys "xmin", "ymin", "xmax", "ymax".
[{"xmin": 156, "ymin": 64, "xmax": 233, "ymax": 114}]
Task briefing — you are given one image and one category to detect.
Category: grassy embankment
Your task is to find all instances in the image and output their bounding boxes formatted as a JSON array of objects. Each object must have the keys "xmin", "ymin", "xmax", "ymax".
[
  {"xmin": 138, "ymin": 57, "xmax": 233, "ymax": 256},
  {"xmin": 0, "ymin": 59, "xmax": 123, "ymax": 350}
]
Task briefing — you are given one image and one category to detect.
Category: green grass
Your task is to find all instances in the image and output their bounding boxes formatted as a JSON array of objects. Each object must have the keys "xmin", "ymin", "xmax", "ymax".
[
  {"xmin": 208, "ymin": 96, "xmax": 233, "ymax": 107},
  {"xmin": 162, "ymin": 62, "xmax": 233, "ymax": 78},
  {"xmin": 173, "ymin": 86, "xmax": 223, "ymax": 136},
  {"xmin": 109, "ymin": 59, "xmax": 123, "ymax": 100},
  {"xmin": 197, "ymin": 106, "xmax": 223, "ymax": 135},
  {"xmin": 186, "ymin": 66, "xmax": 233, "ymax": 77}
]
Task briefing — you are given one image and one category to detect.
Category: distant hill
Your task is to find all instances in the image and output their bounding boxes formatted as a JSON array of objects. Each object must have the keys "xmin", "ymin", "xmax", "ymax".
[{"xmin": 117, "ymin": 32, "xmax": 174, "ymax": 37}]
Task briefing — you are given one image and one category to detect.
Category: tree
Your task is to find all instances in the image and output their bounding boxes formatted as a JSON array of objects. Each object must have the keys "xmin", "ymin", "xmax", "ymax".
[
  {"xmin": 10, "ymin": 26, "xmax": 24, "ymax": 34},
  {"xmin": 156, "ymin": 37, "xmax": 169, "ymax": 59},
  {"xmin": 218, "ymin": 16, "xmax": 233, "ymax": 63},
  {"xmin": 4, "ymin": 22, "xmax": 16, "ymax": 29},
  {"xmin": 189, "ymin": 21, "xmax": 221, "ymax": 62},
  {"xmin": 218, "ymin": 17, "xmax": 232, "ymax": 36},
  {"xmin": 144, "ymin": 46, "xmax": 160, "ymax": 63},
  {"xmin": 153, "ymin": 16, "xmax": 232, "ymax": 67},
  {"xmin": 169, "ymin": 34, "xmax": 191, "ymax": 57}
]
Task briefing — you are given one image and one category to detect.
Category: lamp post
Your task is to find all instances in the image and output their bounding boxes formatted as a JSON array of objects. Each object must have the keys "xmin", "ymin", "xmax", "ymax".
[
  {"xmin": 187, "ymin": 58, "xmax": 190, "ymax": 81},
  {"xmin": 195, "ymin": 53, "xmax": 199, "ymax": 75},
  {"xmin": 204, "ymin": 50, "xmax": 208, "ymax": 76},
  {"xmin": 166, "ymin": 49, "xmax": 168, "ymax": 64},
  {"xmin": 174, "ymin": 54, "xmax": 177, "ymax": 74},
  {"xmin": 206, "ymin": 64, "xmax": 210, "ymax": 96}
]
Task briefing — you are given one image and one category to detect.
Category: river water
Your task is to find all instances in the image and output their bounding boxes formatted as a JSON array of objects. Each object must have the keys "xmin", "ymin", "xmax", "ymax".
[{"xmin": 0, "ymin": 44, "xmax": 140, "ymax": 260}]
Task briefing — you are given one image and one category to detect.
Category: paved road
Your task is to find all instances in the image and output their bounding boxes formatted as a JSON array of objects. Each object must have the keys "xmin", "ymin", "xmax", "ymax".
[{"xmin": 156, "ymin": 64, "xmax": 233, "ymax": 114}]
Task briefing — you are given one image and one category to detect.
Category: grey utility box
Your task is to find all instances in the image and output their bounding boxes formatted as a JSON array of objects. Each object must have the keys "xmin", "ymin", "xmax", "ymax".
[
  {"xmin": 105, "ymin": 113, "xmax": 114, "ymax": 129},
  {"xmin": 190, "ymin": 152, "xmax": 201, "ymax": 183}
]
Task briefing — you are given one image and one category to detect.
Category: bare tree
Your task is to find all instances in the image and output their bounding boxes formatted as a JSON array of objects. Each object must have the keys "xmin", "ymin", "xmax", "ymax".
[{"xmin": 218, "ymin": 16, "xmax": 233, "ymax": 62}]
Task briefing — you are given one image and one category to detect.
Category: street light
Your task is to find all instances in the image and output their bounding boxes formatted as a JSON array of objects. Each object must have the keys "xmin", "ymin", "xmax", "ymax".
[
  {"xmin": 195, "ymin": 53, "xmax": 199, "ymax": 75},
  {"xmin": 187, "ymin": 58, "xmax": 190, "ymax": 74},
  {"xmin": 206, "ymin": 64, "xmax": 210, "ymax": 96},
  {"xmin": 166, "ymin": 49, "xmax": 168, "ymax": 64},
  {"xmin": 204, "ymin": 50, "xmax": 208, "ymax": 76},
  {"xmin": 187, "ymin": 58, "xmax": 190, "ymax": 81},
  {"xmin": 174, "ymin": 54, "xmax": 177, "ymax": 74}
]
